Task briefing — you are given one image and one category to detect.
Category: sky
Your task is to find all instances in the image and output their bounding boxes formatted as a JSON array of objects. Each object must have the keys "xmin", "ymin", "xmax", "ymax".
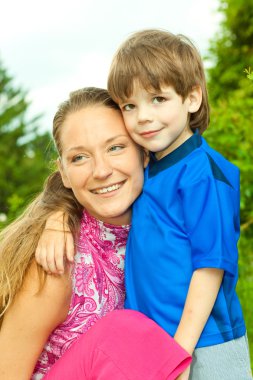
[{"xmin": 0, "ymin": 0, "xmax": 221, "ymax": 133}]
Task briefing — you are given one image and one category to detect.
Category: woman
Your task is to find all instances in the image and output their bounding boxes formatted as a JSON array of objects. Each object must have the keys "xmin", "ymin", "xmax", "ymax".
[{"xmin": 0, "ymin": 87, "xmax": 191, "ymax": 379}]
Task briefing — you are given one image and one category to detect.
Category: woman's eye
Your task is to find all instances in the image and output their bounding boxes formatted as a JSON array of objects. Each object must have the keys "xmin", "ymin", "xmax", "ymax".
[
  {"xmin": 72, "ymin": 154, "xmax": 88, "ymax": 163},
  {"xmin": 109, "ymin": 145, "xmax": 124, "ymax": 153},
  {"xmin": 122, "ymin": 104, "xmax": 135, "ymax": 111},
  {"xmin": 153, "ymin": 96, "xmax": 166, "ymax": 104}
]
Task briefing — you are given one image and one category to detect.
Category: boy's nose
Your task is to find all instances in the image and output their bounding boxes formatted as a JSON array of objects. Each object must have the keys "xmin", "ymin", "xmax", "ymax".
[{"xmin": 137, "ymin": 105, "xmax": 153, "ymax": 125}]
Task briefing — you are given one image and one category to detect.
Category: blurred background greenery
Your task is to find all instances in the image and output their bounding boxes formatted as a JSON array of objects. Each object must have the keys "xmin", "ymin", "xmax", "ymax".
[
  {"xmin": 204, "ymin": 0, "xmax": 253, "ymax": 369},
  {"xmin": 0, "ymin": 0, "xmax": 252, "ymax": 370}
]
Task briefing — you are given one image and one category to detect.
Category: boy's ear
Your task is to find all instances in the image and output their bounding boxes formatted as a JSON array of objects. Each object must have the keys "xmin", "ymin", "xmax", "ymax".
[
  {"xmin": 188, "ymin": 85, "xmax": 202, "ymax": 113},
  {"xmin": 57, "ymin": 158, "xmax": 71, "ymax": 189}
]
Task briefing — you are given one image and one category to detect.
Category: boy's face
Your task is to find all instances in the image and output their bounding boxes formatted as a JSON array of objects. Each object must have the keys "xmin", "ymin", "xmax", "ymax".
[{"xmin": 119, "ymin": 83, "xmax": 201, "ymax": 160}]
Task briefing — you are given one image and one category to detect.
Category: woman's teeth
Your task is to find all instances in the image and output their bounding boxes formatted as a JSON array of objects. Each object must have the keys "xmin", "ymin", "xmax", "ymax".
[{"xmin": 94, "ymin": 183, "xmax": 122, "ymax": 194}]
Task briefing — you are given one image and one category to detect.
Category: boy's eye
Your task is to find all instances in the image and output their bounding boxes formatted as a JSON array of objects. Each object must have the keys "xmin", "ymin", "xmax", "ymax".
[
  {"xmin": 122, "ymin": 104, "xmax": 135, "ymax": 111},
  {"xmin": 153, "ymin": 96, "xmax": 166, "ymax": 104}
]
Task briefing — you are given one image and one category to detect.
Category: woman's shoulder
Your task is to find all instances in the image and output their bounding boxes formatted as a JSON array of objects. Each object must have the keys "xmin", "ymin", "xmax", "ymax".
[
  {"xmin": 0, "ymin": 262, "xmax": 73, "ymax": 379},
  {"xmin": 25, "ymin": 260, "xmax": 72, "ymax": 301},
  {"xmin": 17, "ymin": 260, "xmax": 72, "ymax": 325}
]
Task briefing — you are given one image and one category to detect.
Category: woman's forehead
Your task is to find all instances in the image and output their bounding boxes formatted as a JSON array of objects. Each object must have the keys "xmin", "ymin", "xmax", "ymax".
[{"xmin": 60, "ymin": 106, "xmax": 129, "ymax": 146}]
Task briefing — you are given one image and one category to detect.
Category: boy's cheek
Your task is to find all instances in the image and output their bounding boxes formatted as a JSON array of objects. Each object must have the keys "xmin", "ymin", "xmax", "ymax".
[{"xmin": 122, "ymin": 116, "xmax": 134, "ymax": 133}]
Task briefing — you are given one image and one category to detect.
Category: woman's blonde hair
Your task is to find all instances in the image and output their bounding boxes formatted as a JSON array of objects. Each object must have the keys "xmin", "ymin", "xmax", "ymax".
[
  {"xmin": 0, "ymin": 172, "xmax": 83, "ymax": 322},
  {"xmin": 108, "ymin": 29, "xmax": 210, "ymax": 134},
  {"xmin": 0, "ymin": 87, "xmax": 120, "ymax": 322},
  {"xmin": 53, "ymin": 87, "xmax": 120, "ymax": 155}
]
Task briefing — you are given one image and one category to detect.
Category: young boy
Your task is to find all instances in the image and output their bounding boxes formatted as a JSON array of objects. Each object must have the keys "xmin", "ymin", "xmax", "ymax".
[
  {"xmin": 106, "ymin": 29, "xmax": 252, "ymax": 379},
  {"xmin": 37, "ymin": 30, "xmax": 252, "ymax": 379}
]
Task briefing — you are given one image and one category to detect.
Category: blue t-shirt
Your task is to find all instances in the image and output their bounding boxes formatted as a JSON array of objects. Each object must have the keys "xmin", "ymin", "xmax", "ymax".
[{"xmin": 125, "ymin": 132, "xmax": 246, "ymax": 348}]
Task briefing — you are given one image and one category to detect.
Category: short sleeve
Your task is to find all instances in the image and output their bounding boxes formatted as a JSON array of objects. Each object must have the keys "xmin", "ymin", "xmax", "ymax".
[{"xmin": 179, "ymin": 163, "xmax": 240, "ymax": 276}]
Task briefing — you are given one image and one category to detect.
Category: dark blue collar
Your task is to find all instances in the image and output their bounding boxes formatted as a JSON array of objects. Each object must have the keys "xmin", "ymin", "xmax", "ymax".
[{"xmin": 149, "ymin": 130, "xmax": 202, "ymax": 178}]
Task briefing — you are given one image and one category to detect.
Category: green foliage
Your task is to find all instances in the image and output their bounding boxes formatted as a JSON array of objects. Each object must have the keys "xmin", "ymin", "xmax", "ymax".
[
  {"xmin": 206, "ymin": 0, "xmax": 253, "ymax": 368},
  {"xmin": 237, "ymin": 228, "xmax": 253, "ymax": 364},
  {"xmin": 205, "ymin": 91, "xmax": 253, "ymax": 367},
  {"xmin": 207, "ymin": 0, "xmax": 253, "ymax": 102},
  {"xmin": 244, "ymin": 67, "xmax": 253, "ymax": 81},
  {"xmin": 0, "ymin": 60, "xmax": 56, "ymax": 225},
  {"xmin": 205, "ymin": 86, "xmax": 253, "ymax": 227}
]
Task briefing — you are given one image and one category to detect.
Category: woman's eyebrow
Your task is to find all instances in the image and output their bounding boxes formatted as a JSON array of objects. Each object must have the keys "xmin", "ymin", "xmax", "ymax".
[
  {"xmin": 66, "ymin": 145, "xmax": 86, "ymax": 153},
  {"xmin": 105, "ymin": 134, "xmax": 128, "ymax": 144},
  {"xmin": 65, "ymin": 135, "xmax": 128, "ymax": 153}
]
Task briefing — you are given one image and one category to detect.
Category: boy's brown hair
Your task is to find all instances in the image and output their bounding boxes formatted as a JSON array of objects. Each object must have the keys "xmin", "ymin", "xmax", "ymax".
[{"xmin": 107, "ymin": 29, "xmax": 209, "ymax": 134}]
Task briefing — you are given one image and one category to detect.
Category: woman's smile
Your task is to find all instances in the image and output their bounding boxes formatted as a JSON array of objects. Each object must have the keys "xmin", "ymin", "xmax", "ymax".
[{"xmin": 91, "ymin": 180, "xmax": 126, "ymax": 195}]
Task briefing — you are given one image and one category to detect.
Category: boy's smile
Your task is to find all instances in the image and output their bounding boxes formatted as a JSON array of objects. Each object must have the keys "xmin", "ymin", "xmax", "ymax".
[
  {"xmin": 139, "ymin": 128, "xmax": 163, "ymax": 138},
  {"xmin": 120, "ymin": 83, "xmax": 201, "ymax": 160}
]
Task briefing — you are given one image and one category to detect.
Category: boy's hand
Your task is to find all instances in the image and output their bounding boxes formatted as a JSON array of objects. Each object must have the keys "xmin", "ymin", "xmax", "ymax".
[
  {"xmin": 35, "ymin": 212, "xmax": 75, "ymax": 274},
  {"xmin": 35, "ymin": 229, "xmax": 74, "ymax": 274}
]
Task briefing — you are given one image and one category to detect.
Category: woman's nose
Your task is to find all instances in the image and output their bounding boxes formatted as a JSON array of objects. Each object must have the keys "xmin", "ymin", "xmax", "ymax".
[{"xmin": 92, "ymin": 156, "xmax": 113, "ymax": 179}]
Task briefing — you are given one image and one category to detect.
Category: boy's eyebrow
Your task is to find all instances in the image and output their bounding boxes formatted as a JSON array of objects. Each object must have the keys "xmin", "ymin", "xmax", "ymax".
[
  {"xmin": 153, "ymin": 88, "xmax": 172, "ymax": 95},
  {"xmin": 118, "ymin": 99, "xmax": 130, "ymax": 104},
  {"xmin": 65, "ymin": 135, "xmax": 128, "ymax": 153}
]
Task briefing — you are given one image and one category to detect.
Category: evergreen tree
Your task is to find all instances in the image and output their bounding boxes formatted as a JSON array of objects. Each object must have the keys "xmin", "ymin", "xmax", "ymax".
[{"xmin": 0, "ymin": 60, "xmax": 55, "ymax": 222}]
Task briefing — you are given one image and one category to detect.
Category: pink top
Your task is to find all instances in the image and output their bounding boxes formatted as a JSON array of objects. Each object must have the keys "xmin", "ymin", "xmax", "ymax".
[{"xmin": 32, "ymin": 210, "xmax": 129, "ymax": 379}]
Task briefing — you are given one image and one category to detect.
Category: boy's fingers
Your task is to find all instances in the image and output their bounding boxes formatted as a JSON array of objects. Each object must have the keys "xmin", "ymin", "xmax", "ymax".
[
  {"xmin": 37, "ymin": 245, "xmax": 51, "ymax": 273},
  {"xmin": 42, "ymin": 245, "xmax": 57, "ymax": 274},
  {"xmin": 35, "ymin": 243, "xmax": 51, "ymax": 274},
  {"xmin": 54, "ymin": 244, "xmax": 66, "ymax": 274},
  {"xmin": 53, "ymin": 231, "xmax": 73, "ymax": 273},
  {"xmin": 65, "ymin": 233, "xmax": 75, "ymax": 263},
  {"xmin": 45, "ymin": 240, "xmax": 66, "ymax": 274},
  {"xmin": 35, "ymin": 229, "xmax": 71, "ymax": 275},
  {"xmin": 35, "ymin": 232, "xmax": 55, "ymax": 272},
  {"xmin": 35, "ymin": 244, "xmax": 42, "ymax": 266}
]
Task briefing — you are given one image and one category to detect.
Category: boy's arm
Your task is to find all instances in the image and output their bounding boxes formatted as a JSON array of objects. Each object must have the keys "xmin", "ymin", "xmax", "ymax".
[
  {"xmin": 0, "ymin": 262, "xmax": 71, "ymax": 379},
  {"xmin": 35, "ymin": 211, "xmax": 75, "ymax": 274},
  {"xmin": 174, "ymin": 268, "xmax": 224, "ymax": 379}
]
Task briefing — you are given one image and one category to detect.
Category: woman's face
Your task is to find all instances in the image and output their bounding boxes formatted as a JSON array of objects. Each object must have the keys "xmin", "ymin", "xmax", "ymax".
[{"xmin": 58, "ymin": 105, "xmax": 147, "ymax": 225}]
